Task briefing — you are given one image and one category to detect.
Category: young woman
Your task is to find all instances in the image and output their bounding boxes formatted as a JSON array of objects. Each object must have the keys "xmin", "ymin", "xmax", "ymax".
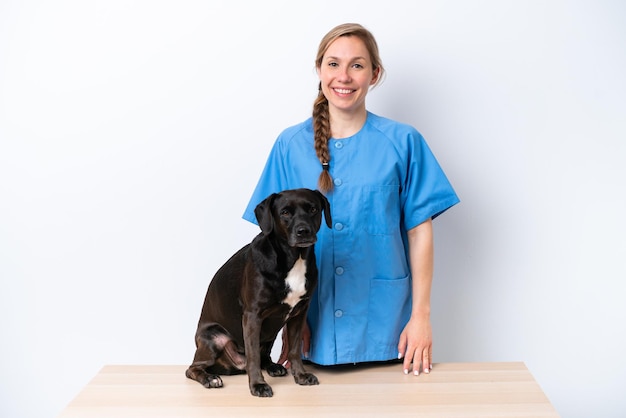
[{"xmin": 243, "ymin": 23, "xmax": 459, "ymax": 376}]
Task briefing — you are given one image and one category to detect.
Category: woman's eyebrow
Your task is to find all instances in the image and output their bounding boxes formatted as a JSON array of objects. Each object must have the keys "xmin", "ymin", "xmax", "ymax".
[{"xmin": 325, "ymin": 55, "xmax": 367, "ymax": 61}]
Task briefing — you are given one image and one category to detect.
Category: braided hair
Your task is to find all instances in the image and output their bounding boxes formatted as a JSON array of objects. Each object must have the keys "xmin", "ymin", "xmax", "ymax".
[{"xmin": 313, "ymin": 23, "xmax": 385, "ymax": 193}]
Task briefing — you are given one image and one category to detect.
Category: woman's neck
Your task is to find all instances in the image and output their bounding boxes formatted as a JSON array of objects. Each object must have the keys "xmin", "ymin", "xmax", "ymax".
[{"xmin": 329, "ymin": 108, "xmax": 367, "ymax": 139}]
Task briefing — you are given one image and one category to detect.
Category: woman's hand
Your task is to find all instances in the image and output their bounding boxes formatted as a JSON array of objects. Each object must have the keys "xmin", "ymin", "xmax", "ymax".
[
  {"xmin": 277, "ymin": 322, "xmax": 311, "ymax": 368},
  {"xmin": 398, "ymin": 313, "xmax": 432, "ymax": 375}
]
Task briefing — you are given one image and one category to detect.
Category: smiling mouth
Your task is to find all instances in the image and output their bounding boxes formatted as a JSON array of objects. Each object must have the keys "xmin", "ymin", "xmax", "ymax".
[{"xmin": 333, "ymin": 88, "xmax": 355, "ymax": 94}]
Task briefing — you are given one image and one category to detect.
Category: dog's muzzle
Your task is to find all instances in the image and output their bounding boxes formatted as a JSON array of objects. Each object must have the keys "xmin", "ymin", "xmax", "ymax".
[{"xmin": 289, "ymin": 223, "xmax": 317, "ymax": 247}]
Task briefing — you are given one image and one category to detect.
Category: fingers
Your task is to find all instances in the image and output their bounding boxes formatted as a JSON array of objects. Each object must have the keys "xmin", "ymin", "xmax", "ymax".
[
  {"xmin": 421, "ymin": 347, "xmax": 431, "ymax": 375},
  {"xmin": 412, "ymin": 345, "xmax": 431, "ymax": 375},
  {"xmin": 399, "ymin": 345, "xmax": 432, "ymax": 376},
  {"xmin": 398, "ymin": 333, "xmax": 409, "ymax": 372},
  {"xmin": 400, "ymin": 353, "xmax": 413, "ymax": 375}
]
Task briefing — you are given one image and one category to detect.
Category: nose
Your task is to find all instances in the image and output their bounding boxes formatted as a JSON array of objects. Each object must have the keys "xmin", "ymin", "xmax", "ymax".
[
  {"xmin": 337, "ymin": 66, "xmax": 351, "ymax": 82},
  {"xmin": 296, "ymin": 225, "xmax": 311, "ymax": 237}
]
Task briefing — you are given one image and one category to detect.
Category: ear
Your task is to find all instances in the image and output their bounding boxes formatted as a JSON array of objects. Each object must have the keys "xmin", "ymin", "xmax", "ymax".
[
  {"xmin": 315, "ymin": 190, "xmax": 332, "ymax": 228},
  {"xmin": 254, "ymin": 193, "xmax": 278, "ymax": 235},
  {"xmin": 370, "ymin": 67, "xmax": 380, "ymax": 85}
]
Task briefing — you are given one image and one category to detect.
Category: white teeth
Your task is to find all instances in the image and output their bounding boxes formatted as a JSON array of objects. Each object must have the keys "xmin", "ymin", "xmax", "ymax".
[{"xmin": 334, "ymin": 88, "xmax": 353, "ymax": 94}]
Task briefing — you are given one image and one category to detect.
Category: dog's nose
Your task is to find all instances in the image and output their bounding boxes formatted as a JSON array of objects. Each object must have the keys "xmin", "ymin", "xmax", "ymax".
[{"xmin": 296, "ymin": 226, "xmax": 311, "ymax": 237}]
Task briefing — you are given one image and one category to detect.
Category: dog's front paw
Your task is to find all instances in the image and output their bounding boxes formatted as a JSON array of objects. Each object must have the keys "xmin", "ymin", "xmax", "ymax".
[
  {"xmin": 251, "ymin": 382, "xmax": 274, "ymax": 397},
  {"xmin": 294, "ymin": 372, "xmax": 319, "ymax": 386},
  {"xmin": 266, "ymin": 363, "xmax": 288, "ymax": 377}
]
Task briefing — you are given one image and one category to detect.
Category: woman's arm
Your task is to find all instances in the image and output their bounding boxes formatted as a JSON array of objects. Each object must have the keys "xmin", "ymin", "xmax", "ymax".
[{"xmin": 397, "ymin": 218, "xmax": 434, "ymax": 375}]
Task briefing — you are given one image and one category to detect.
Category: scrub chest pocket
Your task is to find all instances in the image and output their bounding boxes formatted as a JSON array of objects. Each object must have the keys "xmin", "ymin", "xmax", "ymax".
[{"xmin": 360, "ymin": 185, "xmax": 401, "ymax": 236}]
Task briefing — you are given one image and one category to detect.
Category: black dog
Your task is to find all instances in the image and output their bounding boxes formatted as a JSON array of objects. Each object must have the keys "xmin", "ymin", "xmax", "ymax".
[{"xmin": 185, "ymin": 188, "xmax": 331, "ymax": 397}]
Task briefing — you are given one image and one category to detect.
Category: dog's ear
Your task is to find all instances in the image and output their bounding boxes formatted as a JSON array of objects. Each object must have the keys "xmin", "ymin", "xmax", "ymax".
[
  {"xmin": 254, "ymin": 193, "xmax": 278, "ymax": 235},
  {"xmin": 315, "ymin": 190, "xmax": 332, "ymax": 228}
]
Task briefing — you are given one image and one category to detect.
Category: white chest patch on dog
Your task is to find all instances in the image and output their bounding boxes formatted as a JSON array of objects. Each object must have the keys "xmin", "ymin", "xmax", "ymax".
[{"xmin": 283, "ymin": 257, "xmax": 307, "ymax": 308}]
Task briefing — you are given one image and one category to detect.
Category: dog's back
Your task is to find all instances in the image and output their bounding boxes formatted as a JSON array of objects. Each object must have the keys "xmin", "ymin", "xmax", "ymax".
[{"xmin": 195, "ymin": 245, "xmax": 249, "ymax": 345}]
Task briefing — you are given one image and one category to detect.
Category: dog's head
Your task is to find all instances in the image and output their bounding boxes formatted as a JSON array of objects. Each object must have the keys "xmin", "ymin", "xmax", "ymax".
[{"xmin": 254, "ymin": 188, "xmax": 332, "ymax": 247}]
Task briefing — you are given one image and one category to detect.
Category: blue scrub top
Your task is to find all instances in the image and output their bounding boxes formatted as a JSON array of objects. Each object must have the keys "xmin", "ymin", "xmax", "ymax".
[{"xmin": 243, "ymin": 112, "xmax": 459, "ymax": 365}]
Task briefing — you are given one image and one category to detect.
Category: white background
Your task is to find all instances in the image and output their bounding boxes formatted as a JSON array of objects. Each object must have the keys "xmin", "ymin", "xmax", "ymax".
[{"xmin": 1, "ymin": 1, "xmax": 625, "ymax": 417}]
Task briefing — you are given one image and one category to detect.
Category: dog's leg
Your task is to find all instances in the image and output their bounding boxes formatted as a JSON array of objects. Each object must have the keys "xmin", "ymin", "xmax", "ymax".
[
  {"xmin": 261, "ymin": 341, "xmax": 288, "ymax": 377},
  {"xmin": 186, "ymin": 335, "xmax": 225, "ymax": 390},
  {"xmin": 222, "ymin": 339, "xmax": 247, "ymax": 371},
  {"xmin": 286, "ymin": 314, "xmax": 319, "ymax": 386},
  {"xmin": 242, "ymin": 310, "xmax": 274, "ymax": 397},
  {"xmin": 186, "ymin": 360, "xmax": 224, "ymax": 388},
  {"xmin": 185, "ymin": 324, "xmax": 245, "ymax": 388}
]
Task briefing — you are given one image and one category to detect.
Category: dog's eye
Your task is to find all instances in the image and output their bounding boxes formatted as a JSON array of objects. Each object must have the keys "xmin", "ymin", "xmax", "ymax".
[
  {"xmin": 310, "ymin": 207, "xmax": 318, "ymax": 214},
  {"xmin": 280, "ymin": 209, "xmax": 290, "ymax": 216}
]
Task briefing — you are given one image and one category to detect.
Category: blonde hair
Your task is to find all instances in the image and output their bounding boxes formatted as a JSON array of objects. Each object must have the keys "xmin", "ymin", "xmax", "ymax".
[{"xmin": 313, "ymin": 23, "xmax": 385, "ymax": 193}]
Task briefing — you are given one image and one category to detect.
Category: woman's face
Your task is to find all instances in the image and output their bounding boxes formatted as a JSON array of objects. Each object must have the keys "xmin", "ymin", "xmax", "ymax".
[{"xmin": 317, "ymin": 35, "xmax": 379, "ymax": 116}]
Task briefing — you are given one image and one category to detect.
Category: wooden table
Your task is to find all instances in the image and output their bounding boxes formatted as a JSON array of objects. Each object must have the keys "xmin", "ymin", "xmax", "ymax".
[{"xmin": 57, "ymin": 362, "xmax": 559, "ymax": 417}]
